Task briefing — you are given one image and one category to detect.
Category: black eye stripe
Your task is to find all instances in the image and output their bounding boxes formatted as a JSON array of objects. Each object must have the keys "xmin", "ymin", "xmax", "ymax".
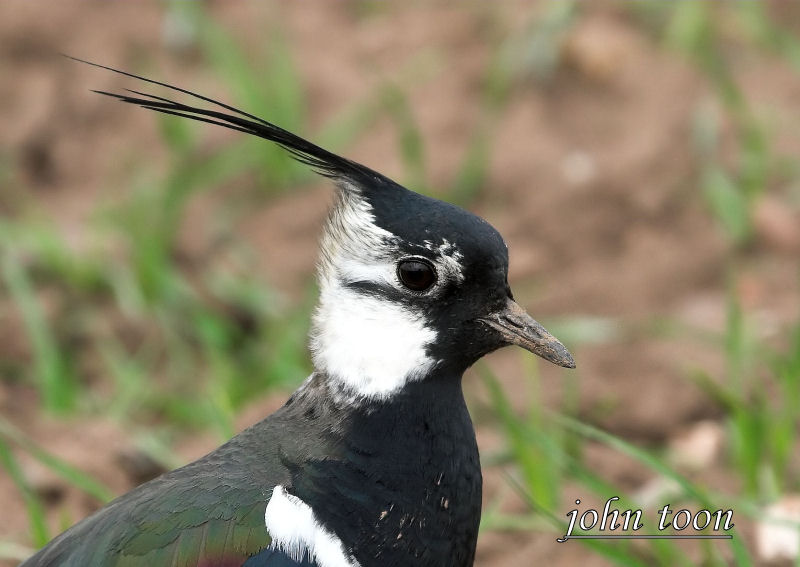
[{"xmin": 397, "ymin": 258, "xmax": 437, "ymax": 292}]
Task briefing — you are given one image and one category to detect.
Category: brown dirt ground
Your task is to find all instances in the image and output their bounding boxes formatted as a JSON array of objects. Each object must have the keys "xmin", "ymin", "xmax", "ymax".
[{"xmin": 2, "ymin": 2, "xmax": 800, "ymax": 566}]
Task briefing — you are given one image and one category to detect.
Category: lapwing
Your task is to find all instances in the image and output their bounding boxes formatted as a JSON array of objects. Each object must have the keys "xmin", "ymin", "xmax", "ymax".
[{"xmin": 20, "ymin": 58, "xmax": 575, "ymax": 567}]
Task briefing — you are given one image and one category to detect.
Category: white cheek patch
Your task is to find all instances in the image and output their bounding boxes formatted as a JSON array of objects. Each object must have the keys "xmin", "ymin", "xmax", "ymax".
[
  {"xmin": 311, "ymin": 283, "xmax": 437, "ymax": 400},
  {"xmin": 312, "ymin": 185, "xmax": 470, "ymax": 400},
  {"xmin": 265, "ymin": 485, "xmax": 360, "ymax": 567}
]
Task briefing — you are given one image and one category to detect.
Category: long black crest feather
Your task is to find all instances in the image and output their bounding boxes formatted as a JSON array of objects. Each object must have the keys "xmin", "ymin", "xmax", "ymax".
[{"xmin": 67, "ymin": 55, "xmax": 384, "ymax": 184}]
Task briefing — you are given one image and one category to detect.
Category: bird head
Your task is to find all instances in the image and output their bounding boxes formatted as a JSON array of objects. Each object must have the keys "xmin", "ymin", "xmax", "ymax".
[
  {"xmin": 311, "ymin": 177, "xmax": 574, "ymax": 400},
  {"xmin": 80, "ymin": 57, "xmax": 575, "ymax": 402}
]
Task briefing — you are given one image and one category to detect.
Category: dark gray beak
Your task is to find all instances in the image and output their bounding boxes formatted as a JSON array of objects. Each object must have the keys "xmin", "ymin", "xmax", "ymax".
[{"xmin": 480, "ymin": 298, "xmax": 576, "ymax": 369}]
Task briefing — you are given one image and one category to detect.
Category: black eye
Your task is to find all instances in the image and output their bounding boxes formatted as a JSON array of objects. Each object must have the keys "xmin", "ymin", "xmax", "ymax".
[{"xmin": 397, "ymin": 258, "xmax": 437, "ymax": 292}]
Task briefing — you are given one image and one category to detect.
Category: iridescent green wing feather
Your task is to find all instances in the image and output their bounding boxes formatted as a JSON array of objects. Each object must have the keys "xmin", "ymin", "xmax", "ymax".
[{"xmin": 22, "ymin": 454, "xmax": 274, "ymax": 567}]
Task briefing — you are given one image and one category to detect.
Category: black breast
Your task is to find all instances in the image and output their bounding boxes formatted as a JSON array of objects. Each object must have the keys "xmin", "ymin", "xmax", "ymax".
[{"xmin": 276, "ymin": 375, "xmax": 482, "ymax": 567}]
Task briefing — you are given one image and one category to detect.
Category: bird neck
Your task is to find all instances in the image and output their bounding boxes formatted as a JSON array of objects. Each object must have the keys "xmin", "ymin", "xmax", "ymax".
[{"xmin": 283, "ymin": 370, "xmax": 471, "ymax": 432}]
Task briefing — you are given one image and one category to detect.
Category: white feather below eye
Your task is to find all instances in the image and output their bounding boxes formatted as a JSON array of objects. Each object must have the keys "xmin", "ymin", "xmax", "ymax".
[
  {"xmin": 265, "ymin": 485, "xmax": 360, "ymax": 567},
  {"xmin": 311, "ymin": 185, "xmax": 471, "ymax": 400},
  {"xmin": 311, "ymin": 284, "xmax": 437, "ymax": 400}
]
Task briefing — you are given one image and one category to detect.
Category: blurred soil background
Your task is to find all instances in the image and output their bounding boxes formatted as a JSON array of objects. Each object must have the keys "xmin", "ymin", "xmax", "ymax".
[{"xmin": 1, "ymin": 1, "xmax": 800, "ymax": 566}]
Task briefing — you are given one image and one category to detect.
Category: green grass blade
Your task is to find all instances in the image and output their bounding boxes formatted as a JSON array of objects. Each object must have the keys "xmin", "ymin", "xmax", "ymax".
[
  {"xmin": 1, "ymin": 250, "xmax": 76, "ymax": 413},
  {"xmin": 0, "ymin": 418, "xmax": 114, "ymax": 503},
  {"xmin": 554, "ymin": 414, "xmax": 753, "ymax": 566},
  {"xmin": 0, "ymin": 438, "xmax": 49, "ymax": 546}
]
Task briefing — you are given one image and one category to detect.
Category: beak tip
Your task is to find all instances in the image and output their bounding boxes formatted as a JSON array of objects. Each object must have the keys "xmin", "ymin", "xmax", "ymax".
[
  {"xmin": 480, "ymin": 300, "xmax": 577, "ymax": 369},
  {"xmin": 550, "ymin": 347, "xmax": 576, "ymax": 369}
]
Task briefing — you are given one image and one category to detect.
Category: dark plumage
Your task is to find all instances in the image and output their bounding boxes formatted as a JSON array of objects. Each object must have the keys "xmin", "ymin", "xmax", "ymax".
[
  {"xmin": 24, "ymin": 376, "xmax": 479, "ymax": 567},
  {"xmin": 19, "ymin": 58, "xmax": 574, "ymax": 567}
]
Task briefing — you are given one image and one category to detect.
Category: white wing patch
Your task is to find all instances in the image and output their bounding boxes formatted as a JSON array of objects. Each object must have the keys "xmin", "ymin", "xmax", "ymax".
[{"xmin": 265, "ymin": 485, "xmax": 361, "ymax": 567}]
